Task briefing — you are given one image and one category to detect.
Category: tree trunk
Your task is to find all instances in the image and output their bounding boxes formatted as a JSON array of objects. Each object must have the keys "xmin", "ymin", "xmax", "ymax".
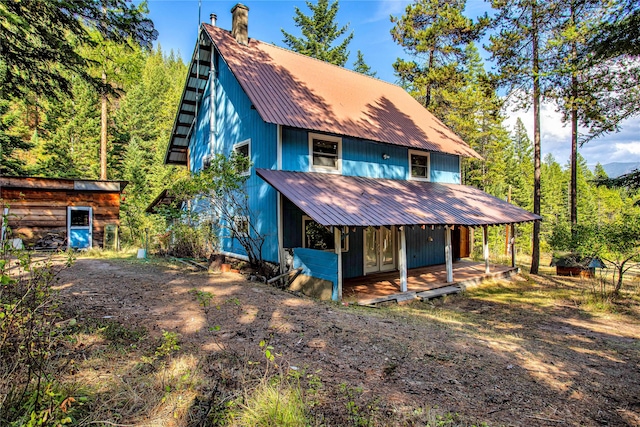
[
  {"xmin": 425, "ymin": 50, "xmax": 435, "ymax": 108},
  {"xmin": 100, "ymin": 70, "xmax": 108, "ymax": 181},
  {"xmin": 570, "ymin": 2, "xmax": 578, "ymax": 241},
  {"xmin": 614, "ymin": 261, "xmax": 627, "ymax": 294},
  {"xmin": 530, "ymin": 0, "xmax": 541, "ymax": 275}
]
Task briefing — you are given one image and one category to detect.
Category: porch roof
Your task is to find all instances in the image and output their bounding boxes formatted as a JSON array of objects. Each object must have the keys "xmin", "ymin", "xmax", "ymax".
[{"xmin": 257, "ymin": 169, "xmax": 540, "ymax": 228}]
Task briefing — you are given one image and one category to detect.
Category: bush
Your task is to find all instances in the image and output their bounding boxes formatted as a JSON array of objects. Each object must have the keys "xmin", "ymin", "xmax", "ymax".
[
  {"xmin": 166, "ymin": 222, "xmax": 215, "ymax": 259},
  {"xmin": 0, "ymin": 246, "xmax": 75, "ymax": 425}
]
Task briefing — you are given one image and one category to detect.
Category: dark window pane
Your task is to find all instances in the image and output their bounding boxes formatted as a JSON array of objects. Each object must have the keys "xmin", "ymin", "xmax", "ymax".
[
  {"xmin": 70, "ymin": 210, "xmax": 90, "ymax": 226},
  {"xmin": 411, "ymin": 154, "xmax": 428, "ymax": 178},
  {"xmin": 304, "ymin": 219, "xmax": 335, "ymax": 250},
  {"xmin": 312, "ymin": 138, "xmax": 338, "ymax": 169}
]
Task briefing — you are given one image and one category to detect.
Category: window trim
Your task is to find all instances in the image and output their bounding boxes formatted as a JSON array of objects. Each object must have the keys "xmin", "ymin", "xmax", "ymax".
[
  {"xmin": 302, "ymin": 215, "xmax": 348, "ymax": 252},
  {"xmin": 233, "ymin": 139, "xmax": 251, "ymax": 176},
  {"xmin": 408, "ymin": 149, "xmax": 431, "ymax": 181},
  {"xmin": 309, "ymin": 133, "xmax": 342, "ymax": 173}
]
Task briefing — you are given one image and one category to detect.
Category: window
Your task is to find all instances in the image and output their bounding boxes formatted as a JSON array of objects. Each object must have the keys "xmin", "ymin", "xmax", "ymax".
[
  {"xmin": 302, "ymin": 216, "xmax": 348, "ymax": 252},
  {"xmin": 233, "ymin": 216, "xmax": 249, "ymax": 237},
  {"xmin": 409, "ymin": 150, "xmax": 430, "ymax": 181},
  {"xmin": 233, "ymin": 139, "xmax": 251, "ymax": 176},
  {"xmin": 309, "ymin": 133, "xmax": 341, "ymax": 172},
  {"xmin": 70, "ymin": 209, "xmax": 90, "ymax": 226}
]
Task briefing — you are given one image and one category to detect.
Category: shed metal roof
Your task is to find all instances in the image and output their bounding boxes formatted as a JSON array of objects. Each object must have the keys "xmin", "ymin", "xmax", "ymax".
[
  {"xmin": 165, "ymin": 24, "xmax": 481, "ymax": 165},
  {"xmin": 257, "ymin": 169, "xmax": 540, "ymax": 228}
]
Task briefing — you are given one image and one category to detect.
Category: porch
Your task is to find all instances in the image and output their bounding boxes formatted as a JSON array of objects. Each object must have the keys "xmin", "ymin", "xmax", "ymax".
[{"xmin": 344, "ymin": 260, "xmax": 518, "ymax": 304}]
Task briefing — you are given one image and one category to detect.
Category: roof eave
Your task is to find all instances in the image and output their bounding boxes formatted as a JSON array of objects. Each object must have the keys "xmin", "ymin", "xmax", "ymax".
[{"xmin": 164, "ymin": 26, "xmax": 214, "ymax": 166}]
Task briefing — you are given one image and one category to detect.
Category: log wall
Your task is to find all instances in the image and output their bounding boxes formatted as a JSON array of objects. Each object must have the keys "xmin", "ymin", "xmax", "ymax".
[{"xmin": 1, "ymin": 188, "xmax": 121, "ymax": 248}]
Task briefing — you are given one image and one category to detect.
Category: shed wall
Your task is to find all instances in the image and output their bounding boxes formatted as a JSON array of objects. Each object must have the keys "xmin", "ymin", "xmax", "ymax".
[{"xmin": 1, "ymin": 188, "xmax": 121, "ymax": 247}]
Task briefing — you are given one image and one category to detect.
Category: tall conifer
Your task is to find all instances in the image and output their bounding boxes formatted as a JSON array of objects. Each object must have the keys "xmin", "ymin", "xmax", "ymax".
[{"xmin": 281, "ymin": 0, "xmax": 353, "ymax": 66}]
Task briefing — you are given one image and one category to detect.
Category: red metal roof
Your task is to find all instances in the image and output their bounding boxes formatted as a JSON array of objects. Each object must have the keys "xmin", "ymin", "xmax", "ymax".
[
  {"xmin": 200, "ymin": 25, "xmax": 481, "ymax": 160},
  {"xmin": 257, "ymin": 169, "xmax": 540, "ymax": 227}
]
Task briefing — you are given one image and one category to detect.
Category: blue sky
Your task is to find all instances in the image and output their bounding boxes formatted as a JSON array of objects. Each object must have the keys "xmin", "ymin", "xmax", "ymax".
[{"xmin": 146, "ymin": 0, "xmax": 640, "ymax": 171}]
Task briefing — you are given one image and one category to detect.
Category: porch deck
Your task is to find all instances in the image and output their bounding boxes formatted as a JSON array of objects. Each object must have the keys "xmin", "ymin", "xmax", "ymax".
[{"xmin": 343, "ymin": 260, "xmax": 517, "ymax": 304}]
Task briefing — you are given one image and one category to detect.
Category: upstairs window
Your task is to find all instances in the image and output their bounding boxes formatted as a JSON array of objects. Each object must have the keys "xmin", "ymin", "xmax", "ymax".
[
  {"xmin": 309, "ymin": 133, "xmax": 341, "ymax": 173},
  {"xmin": 233, "ymin": 139, "xmax": 251, "ymax": 176},
  {"xmin": 409, "ymin": 150, "xmax": 430, "ymax": 181}
]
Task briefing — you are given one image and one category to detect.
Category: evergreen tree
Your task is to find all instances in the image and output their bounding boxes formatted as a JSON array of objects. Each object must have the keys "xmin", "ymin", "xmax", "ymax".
[
  {"xmin": 0, "ymin": 100, "xmax": 31, "ymax": 175},
  {"xmin": 0, "ymin": 0, "xmax": 156, "ymax": 100},
  {"xmin": 589, "ymin": 0, "xmax": 640, "ymax": 59},
  {"xmin": 506, "ymin": 118, "xmax": 534, "ymax": 210},
  {"xmin": 540, "ymin": 154, "xmax": 569, "ymax": 248},
  {"xmin": 488, "ymin": 0, "xmax": 557, "ymax": 274},
  {"xmin": 352, "ymin": 50, "xmax": 377, "ymax": 77},
  {"xmin": 440, "ymin": 44, "xmax": 508, "ymax": 195},
  {"xmin": 390, "ymin": 0, "xmax": 488, "ymax": 113},
  {"xmin": 36, "ymin": 79, "xmax": 101, "ymax": 178},
  {"xmin": 281, "ymin": 0, "xmax": 353, "ymax": 66},
  {"xmin": 545, "ymin": 0, "xmax": 639, "ymax": 236},
  {"xmin": 114, "ymin": 47, "xmax": 188, "ymax": 244}
]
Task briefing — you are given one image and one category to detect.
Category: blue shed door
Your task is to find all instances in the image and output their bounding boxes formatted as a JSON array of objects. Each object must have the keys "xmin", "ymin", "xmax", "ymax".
[{"xmin": 67, "ymin": 207, "xmax": 92, "ymax": 249}]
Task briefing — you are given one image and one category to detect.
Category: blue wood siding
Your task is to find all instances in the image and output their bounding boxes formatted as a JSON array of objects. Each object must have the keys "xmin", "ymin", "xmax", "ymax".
[
  {"xmin": 189, "ymin": 50, "xmax": 279, "ymax": 262},
  {"xmin": 342, "ymin": 227, "xmax": 363, "ymax": 278},
  {"xmin": 281, "ymin": 127, "xmax": 309, "ymax": 171},
  {"xmin": 343, "ymin": 138, "xmax": 406, "ymax": 179},
  {"xmin": 280, "ymin": 126, "xmax": 460, "ymax": 183},
  {"xmin": 430, "ymin": 153, "xmax": 460, "ymax": 184},
  {"xmin": 293, "ymin": 248, "xmax": 339, "ymax": 300},
  {"xmin": 406, "ymin": 226, "xmax": 446, "ymax": 269},
  {"xmin": 282, "ymin": 197, "xmax": 303, "ymax": 248}
]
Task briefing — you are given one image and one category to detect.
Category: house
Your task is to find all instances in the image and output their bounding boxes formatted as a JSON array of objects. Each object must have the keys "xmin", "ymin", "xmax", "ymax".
[
  {"xmin": 163, "ymin": 4, "xmax": 540, "ymax": 300},
  {"xmin": 0, "ymin": 176, "xmax": 126, "ymax": 250}
]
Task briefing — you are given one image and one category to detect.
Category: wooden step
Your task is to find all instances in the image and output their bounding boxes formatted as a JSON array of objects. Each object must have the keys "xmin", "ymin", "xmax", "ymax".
[{"xmin": 416, "ymin": 285, "xmax": 461, "ymax": 300}]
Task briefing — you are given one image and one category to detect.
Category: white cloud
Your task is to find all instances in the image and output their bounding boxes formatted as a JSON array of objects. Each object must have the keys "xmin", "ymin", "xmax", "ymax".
[
  {"xmin": 366, "ymin": 0, "xmax": 412, "ymax": 23},
  {"xmin": 503, "ymin": 98, "xmax": 640, "ymax": 167}
]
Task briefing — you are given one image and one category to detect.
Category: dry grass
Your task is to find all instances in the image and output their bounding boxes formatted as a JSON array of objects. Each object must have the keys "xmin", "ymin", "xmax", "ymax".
[{"xmin": 49, "ymin": 255, "xmax": 640, "ymax": 426}]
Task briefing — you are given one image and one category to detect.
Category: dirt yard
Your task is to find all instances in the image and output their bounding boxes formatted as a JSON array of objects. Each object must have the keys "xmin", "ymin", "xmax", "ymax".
[{"xmin": 56, "ymin": 257, "xmax": 640, "ymax": 426}]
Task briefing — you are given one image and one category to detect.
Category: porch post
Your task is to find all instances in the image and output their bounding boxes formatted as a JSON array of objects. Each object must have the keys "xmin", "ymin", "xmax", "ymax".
[
  {"xmin": 483, "ymin": 225, "xmax": 490, "ymax": 274},
  {"xmin": 445, "ymin": 226, "xmax": 453, "ymax": 283},
  {"xmin": 277, "ymin": 192, "xmax": 284, "ymax": 274},
  {"xmin": 334, "ymin": 227, "xmax": 342, "ymax": 301},
  {"xmin": 399, "ymin": 226, "xmax": 408, "ymax": 292},
  {"xmin": 510, "ymin": 224, "xmax": 516, "ymax": 268}
]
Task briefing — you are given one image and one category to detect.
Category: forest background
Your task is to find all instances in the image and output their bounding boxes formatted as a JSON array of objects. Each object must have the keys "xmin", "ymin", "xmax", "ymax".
[{"xmin": 0, "ymin": 0, "xmax": 638, "ymax": 263}]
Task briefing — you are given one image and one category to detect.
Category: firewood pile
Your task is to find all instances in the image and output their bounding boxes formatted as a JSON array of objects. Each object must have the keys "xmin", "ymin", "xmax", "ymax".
[{"xmin": 35, "ymin": 234, "xmax": 66, "ymax": 251}]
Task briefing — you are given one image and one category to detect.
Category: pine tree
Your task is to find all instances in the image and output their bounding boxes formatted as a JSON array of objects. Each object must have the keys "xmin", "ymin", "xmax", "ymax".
[
  {"xmin": 390, "ymin": 0, "xmax": 488, "ymax": 113},
  {"xmin": 506, "ymin": 118, "xmax": 534, "ymax": 210},
  {"xmin": 36, "ymin": 79, "xmax": 101, "ymax": 178},
  {"xmin": 281, "ymin": 0, "xmax": 353, "ymax": 66},
  {"xmin": 0, "ymin": 100, "xmax": 32, "ymax": 175},
  {"xmin": 589, "ymin": 0, "xmax": 640, "ymax": 59},
  {"xmin": 114, "ymin": 47, "xmax": 188, "ymax": 244},
  {"xmin": 544, "ymin": 0, "xmax": 640, "ymax": 239},
  {"xmin": 0, "ymin": 0, "xmax": 156, "ymax": 100},
  {"xmin": 352, "ymin": 50, "xmax": 377, "ymax": 77},
  {"xmin": 440, "ymin": 44, "xmax": 509, "ymax": 195},
  {"xmin": 488, "ymin": 0, "xmax": 556, "ymax": 274}
]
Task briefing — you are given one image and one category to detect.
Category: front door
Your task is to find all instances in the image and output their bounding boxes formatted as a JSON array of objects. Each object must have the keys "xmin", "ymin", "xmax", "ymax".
[
  {"xmin": 364, "ymin": 226, "xmax": 396, "ymax": 274},
  {"xmin": 67, "ymin": 206, "xmax": 92, "ymax": 249}
]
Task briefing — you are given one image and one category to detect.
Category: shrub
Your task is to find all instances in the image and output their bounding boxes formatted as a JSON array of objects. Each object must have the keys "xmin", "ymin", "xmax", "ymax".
[{"xmin": 0, "ymin": 246, "xmax": 75, "ymax": 425}]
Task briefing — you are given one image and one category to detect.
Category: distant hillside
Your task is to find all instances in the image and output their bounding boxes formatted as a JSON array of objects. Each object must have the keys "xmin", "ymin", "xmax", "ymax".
[{"xmin": 599, "ymin": 162, "xmax": 640, "ymax": 178}]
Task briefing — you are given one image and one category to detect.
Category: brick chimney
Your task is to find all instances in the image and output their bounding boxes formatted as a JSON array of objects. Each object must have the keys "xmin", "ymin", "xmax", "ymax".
[{"xmin": 231, "ymin": 3, "xmax": 249, "ymax": 45}]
